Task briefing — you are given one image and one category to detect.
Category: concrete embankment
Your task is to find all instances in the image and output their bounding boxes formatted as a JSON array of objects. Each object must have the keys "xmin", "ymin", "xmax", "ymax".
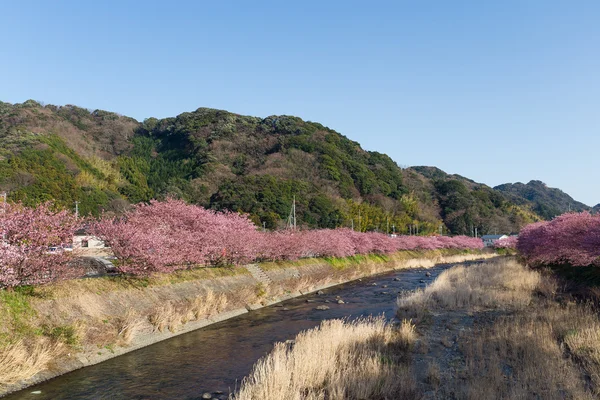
[{"xmin": 0, "ymin": 249, "xmax": 496, "ymax": 397}]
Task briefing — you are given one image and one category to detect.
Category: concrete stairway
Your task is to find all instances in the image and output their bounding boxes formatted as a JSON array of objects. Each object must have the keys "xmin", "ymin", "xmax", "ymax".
[{"xmin": 245, "ymin": 264, "xmax": 272, "ymax": 285}]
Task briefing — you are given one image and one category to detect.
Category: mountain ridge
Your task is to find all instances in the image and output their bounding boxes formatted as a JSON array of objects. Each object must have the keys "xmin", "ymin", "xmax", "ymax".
[{"xmin": 0, "ymin": 99, "xmax": 591, "ymax": 234}]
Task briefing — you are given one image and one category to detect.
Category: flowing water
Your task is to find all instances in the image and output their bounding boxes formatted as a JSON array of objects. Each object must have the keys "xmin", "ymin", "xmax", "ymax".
[{"xmin": 5, "ymin": 261, "xmax": 478, "ymax": 400}]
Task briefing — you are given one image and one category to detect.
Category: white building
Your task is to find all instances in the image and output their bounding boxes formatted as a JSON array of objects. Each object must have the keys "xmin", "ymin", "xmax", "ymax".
[
  {"xmin": 73, "ymin": 228, "xmax": 105, "ymax": 249},
  {"xmin": 481, "ymin": 234, "xmax": 508, "ymax": 247}
]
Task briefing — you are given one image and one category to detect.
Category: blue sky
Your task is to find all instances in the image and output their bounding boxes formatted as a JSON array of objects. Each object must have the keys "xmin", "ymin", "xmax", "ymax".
[{"xmin": 1, "ymin": 1, "xmax": 598, "ymax": 206}]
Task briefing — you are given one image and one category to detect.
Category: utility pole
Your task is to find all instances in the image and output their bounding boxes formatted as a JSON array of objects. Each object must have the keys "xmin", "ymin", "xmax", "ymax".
[
  {"xmin": 358, "ymin": 209, "xmax": 361, "ymax": 232},
  {"xmin": 351, "ymin": 219, "xmax": 354, "ymax": 231},
  {"xmin": 392, "ymin": 224, "xmax": 396, "ymax": 235},
  {"xmin": 475, "ymin": 227, "xmax": 478, "ymax": 238},
  {"xmin": 286, "ymin": 196, "xmax": 297, "ymax": 230},
  {"xmin": 262, "ymin": 221, "xmax": 266, "ymax": 232},
  {"xmin": 386, "ymin": 217, "xmax": 389, "ymax": 235},
  {"xmin": 75, "ymin": 201, "xmax": 80, "ymax": 220}
]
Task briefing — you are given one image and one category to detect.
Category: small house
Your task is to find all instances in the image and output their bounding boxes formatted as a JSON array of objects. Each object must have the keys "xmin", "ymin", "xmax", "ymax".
[
  {"xmin": 73, "ymin": 228, "xmax": 105, "ymax": 249},
  {"xmin": 481, "ymin": 234, "xmax": 508, "ymax": 247}
]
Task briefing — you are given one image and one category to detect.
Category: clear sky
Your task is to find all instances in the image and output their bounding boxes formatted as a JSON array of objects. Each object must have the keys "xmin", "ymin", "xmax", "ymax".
[{"xmin": 1, "ymin": 1, "xmax": 598, "ymax": 206}]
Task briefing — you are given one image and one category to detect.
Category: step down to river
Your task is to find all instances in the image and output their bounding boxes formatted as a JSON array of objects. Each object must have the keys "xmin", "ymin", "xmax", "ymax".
[{"xmin": 245, "ymin": 264, "xmax": 272, "ymax": 285}]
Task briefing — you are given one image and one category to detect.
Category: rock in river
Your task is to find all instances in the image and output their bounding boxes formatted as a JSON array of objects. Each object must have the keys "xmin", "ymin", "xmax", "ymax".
[{"xmin": 315, "ymin": 305, "xmax": 330, "ymax": 311}]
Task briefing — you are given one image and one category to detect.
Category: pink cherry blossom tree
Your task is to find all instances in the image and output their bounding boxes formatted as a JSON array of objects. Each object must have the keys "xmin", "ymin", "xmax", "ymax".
[
  {"xmin": 518, "ymin": 212, "xmax": 600, "ymax": 267},
  {"xmin": 0, "ymin": 202, "xmax": 79, "ymax": 287}
]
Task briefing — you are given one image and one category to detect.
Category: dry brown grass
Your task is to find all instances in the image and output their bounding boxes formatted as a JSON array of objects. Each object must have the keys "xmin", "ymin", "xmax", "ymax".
[
  {"xmin": 0, "ymin": 338, "xmax": 63, "ymax": 387},
  {"xmin": 234, "ymin": 317, "xmax": 417, "ymax": 400},
  {"xmin": 148, "ymin": 302, "xmax": 181, "ymax": 333},
  {"xmin": 148, "ymin": 290, "xmax": 231, "ymax": 333},
  {"xmin": 114, "ymin": 309, "xmax": 145, "ymax": 346},
  {"xmin": 397, "ymin": 258, "xmax": 540, "ymax": 317},
  {"xmin": 457, "ymin": 303, "xmax": 595, "ymax": 399},
  {"xmin": 187, "ymin": 290, "xmax": 229, "ymax": 321},
  {"xmin": 425, "ymin": 361, "xmax": 440, "ymax": 387},
  {"xmin": 400, "ymin": 258, "xmax": 599, "ymax": 399}
]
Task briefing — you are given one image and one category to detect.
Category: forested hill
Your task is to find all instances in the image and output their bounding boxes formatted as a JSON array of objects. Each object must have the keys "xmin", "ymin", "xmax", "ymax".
[
  {"xmin": 494, "ymin": 180, "xmax": 589, "ymax": 219},
  {"xmin": 0, "ymin": 100, "xmax": 590, "ymax": 234}
]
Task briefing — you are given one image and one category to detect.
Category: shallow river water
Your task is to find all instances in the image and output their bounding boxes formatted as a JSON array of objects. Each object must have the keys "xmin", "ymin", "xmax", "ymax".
[{"xmin": 5, "ymin": 261, "xmax": 479, "ymax": 400}]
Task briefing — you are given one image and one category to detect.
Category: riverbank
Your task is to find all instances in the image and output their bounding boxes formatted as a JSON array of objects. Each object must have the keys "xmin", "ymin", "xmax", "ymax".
[
  {"xmin": 234, "ymin": 258, "xmax": 600, "ymax": 399},
  {"xmin": 0, "ymin": 249, "xmax": 495, "ymax": 397},
  {"xmin": 398, "ymin": 258, "xmax": 600, "ymax": 399}
]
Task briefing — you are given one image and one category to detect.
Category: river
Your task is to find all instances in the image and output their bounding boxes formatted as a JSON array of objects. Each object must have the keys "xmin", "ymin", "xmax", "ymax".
[{"xmin": 5, "ymin": 261, "xmax": 475, "ymax": 400}]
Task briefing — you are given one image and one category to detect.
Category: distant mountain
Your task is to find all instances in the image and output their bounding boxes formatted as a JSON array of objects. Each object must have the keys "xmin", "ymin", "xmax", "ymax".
[
  {"xmin": 593, "ymin": 204, "xmax": 600, "ymax": 215},
  {"xmin": 494, "ymin": 180, "xmax": 590, "ymax": 219},
  {"xmin": 0, "ymin": 99, "xmax": 588, "ymax": 235},
  {"xmin": 408, "ymin": 166, "xmax": 541, "ymax": 235}
]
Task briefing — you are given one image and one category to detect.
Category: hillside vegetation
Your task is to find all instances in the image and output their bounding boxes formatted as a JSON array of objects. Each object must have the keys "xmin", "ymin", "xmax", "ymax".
[
  {"xmin": 0, "ymin": 100, "xmax": 589, "ymax": 233},
  {"xmin": 495, "ymin": 180, "xmax": 589, "ymax": 219}
]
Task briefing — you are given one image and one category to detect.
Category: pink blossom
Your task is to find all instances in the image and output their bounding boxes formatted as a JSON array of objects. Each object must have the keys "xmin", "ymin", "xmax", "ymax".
[
  {"xmin": 0, "ymin": 202, "xmax": 79, "ymax": 287},
  {"xmin": 494, "ymin": 236, "xmax": 518, "ymax": 250},
  {"xmin": 517, "ymin": 212, "xmax": 600, "ymax": 267}
]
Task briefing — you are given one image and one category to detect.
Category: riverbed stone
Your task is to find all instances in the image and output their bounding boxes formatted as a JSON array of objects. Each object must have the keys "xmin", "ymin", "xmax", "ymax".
[
  {"xmin": 202, "ymin": 393, "xmax": 212, "ymax": 399},
  {"xmin": 420, "ymin": 279, "xmax": 426, "ymax": 283},
  {"xmin": 381, "ymin": 285, "xmax": 388, "ymax": 288},
  {"xmin": 394, "ymin": 277, "xmax": 401, "ymax": 281},
  {"xmin": 425, "ymin": 272, "xmax": 432, "ymax": 277},
  {"xmin": 317, "ymin": 290, "xmax": 324, "ymax": 295},
  {"xmin": 337, "ymin": 299, "xmax": 345, "ymax": 304},
  {"xmin": 371, "ymin": 282, "xmax": 378, "ymax": 286},
  {"xmin": 315, "ymin": 305, "xmax": 330, "ymax": 310}
]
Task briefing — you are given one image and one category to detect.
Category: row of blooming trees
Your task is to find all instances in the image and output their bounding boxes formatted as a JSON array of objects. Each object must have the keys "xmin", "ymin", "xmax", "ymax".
[
  {"xmin": 517, "ymin": 212, "xmax": 600, "ymax": 267},
  {"xmin": 93, "ymin": 199, "xmax": 483, "ymax": 275},
  {"xmin": 0, "ymin": 202, "xmax": 79, "ymax": 287},
  {"xmin": 494, "ymin": 236, "xmax": 518, "ymax": 250},
  {"xmin": 0, "ymin": 199, "xmax": 484, "ymax": 287}
]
